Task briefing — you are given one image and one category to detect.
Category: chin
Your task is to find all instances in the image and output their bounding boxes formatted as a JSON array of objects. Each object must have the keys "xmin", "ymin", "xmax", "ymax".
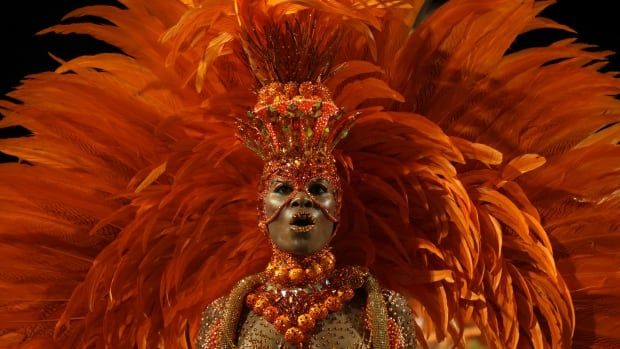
[
  {"xmin": 277, "ymin": 233, "xmax": 328, "ymax": 256},
  {"xmin": 285, "ymin": 236, "xmax": 316, "ymax": 255},
  {"xmin": 288, "ymin": 247, "xmax": 314, "ymax": 256}
]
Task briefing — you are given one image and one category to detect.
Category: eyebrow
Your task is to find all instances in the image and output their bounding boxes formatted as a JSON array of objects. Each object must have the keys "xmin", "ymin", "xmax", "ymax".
[{"xmin": 310, "ymin": 178, "xmax": 329, "ymax": 185}]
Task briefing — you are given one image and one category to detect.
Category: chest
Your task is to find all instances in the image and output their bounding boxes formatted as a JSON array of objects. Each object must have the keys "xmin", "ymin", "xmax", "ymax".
[{"xmin": 236, "ymin": 304, "xmax": 370, "ymax": 349}]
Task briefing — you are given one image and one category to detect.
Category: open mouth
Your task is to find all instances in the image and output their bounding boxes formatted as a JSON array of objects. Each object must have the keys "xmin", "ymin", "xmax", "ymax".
[{"xmin": 289, "ymin": 211, "xmax": 316, "ymax": 233}]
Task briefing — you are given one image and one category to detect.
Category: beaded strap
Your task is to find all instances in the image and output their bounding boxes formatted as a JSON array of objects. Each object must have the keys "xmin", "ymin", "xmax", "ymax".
[
  {"xmin": 218, "ymin": 273, "xmax": 267, "ymax": 349},
  {"xmin": 365, "ymin": 275, "xmax": 390, "ymax": 349}
]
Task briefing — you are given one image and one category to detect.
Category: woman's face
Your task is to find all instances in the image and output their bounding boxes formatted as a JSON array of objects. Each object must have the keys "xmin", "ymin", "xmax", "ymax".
[{"xmin": 263, "ymin": 177, "xmax": 338, "ymax": 255}]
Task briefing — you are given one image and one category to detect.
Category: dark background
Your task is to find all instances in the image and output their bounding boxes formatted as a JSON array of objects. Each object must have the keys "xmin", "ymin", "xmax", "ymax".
[
  {"xmin": 0, "ymin": 0, "xmax": 619, "ymax": 162},
  {"xmin": 1, "ymin": 0, "xmax": 618, "ymax": 95}
]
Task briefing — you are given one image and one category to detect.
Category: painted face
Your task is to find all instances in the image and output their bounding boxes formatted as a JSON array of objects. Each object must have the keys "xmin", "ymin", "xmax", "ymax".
[{"xmin": 263, "ymin": 176, "xmax": 338, "ymax": 255}]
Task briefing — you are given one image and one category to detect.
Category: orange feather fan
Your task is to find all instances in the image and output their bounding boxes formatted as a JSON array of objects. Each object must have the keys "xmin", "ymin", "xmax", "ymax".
[{"xmin": 0, "ymin": 0, "xmax": 619, "ymax": 348}]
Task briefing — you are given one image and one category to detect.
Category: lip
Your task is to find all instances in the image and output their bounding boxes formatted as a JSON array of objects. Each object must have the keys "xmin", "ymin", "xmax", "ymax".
[{"xmin": 289, "ymin": 211, "xmax": 316, "ymax": 233}]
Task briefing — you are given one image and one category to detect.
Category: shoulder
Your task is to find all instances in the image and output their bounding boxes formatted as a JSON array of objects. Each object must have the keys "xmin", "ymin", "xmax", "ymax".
[
  {"xmin": 196, "ymin": 296, "xmax": 227, "ymax": 349},
  {"xmin": 197, "ymin": 273, "xmax": 266, "ymax": 348},
  {"xmin": 382, "ymin": 289, "xmax": 412, "ymax": 319},
  {"xmin": 200, "ymin": 296, "xmax": 227, "ymax": 324},
  {"xmin": 202, "ymin": 272, "xmax": 265, "ymax": 318},
  {"xmin": 355, "ymin": 270, "xmax": 417, "ymax": 348},
  {"xmin": 198, "ymin": 273, "xmax": 265, "ymax": 327},
  {"xmin": 381, "ymin": 289, "xmax": 417, "ymax": 349}
]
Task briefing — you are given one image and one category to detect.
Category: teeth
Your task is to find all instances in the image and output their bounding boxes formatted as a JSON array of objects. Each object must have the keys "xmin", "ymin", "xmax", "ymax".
[
  {"xmin": 289, "ymin": 211, "xmax": 316, "ymax": 233},
  {"xmin": 290, "ymin": 224, "xmax": 314, "ymax": 233}
]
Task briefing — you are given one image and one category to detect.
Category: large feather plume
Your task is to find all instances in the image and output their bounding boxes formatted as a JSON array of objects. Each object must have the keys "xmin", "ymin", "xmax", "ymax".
[{"xmin": 0, "ymin": 0, "xmax": 618, "ymax": 348}]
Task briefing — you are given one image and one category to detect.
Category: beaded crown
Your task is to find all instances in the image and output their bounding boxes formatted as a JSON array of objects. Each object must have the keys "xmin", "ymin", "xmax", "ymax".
[{"xmin": 236, "ymin": 81, "xmax": 356, "ymax": 167}]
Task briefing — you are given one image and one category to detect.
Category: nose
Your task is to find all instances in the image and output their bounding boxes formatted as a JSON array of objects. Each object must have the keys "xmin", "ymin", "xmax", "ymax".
[{"xmin": 290, "ymin": 191, "xmax": 313, "ymax": 208}]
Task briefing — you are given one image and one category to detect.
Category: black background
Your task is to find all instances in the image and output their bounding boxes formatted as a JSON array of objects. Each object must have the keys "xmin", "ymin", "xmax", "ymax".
[
  {"xmin": 1, "ymin": 0, "xmax": 618, "ymax": 96},
  {"xmin": 1, "ymin": 1, "xmax": 618, "ymax": 95},
  {"xmin": 0, "ymin": 0, "xmax": 618, "ymax": 162}
]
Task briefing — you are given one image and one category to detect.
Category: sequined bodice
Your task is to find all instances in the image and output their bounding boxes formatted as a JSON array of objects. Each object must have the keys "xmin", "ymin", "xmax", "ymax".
[
  {"xmin": 237, "ymin": 296, "xmax": 370, "ymax": 348},
  {"xmin": 196, "ymin": 276, "xmax": 417, "ymax": 349}
]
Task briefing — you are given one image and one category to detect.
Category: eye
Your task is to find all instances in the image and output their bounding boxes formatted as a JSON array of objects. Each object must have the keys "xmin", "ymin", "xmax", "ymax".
[
  {"xmin": 274, "ymin": 183, "xmax": 294, "ymax": 195},
  {"xmin": 308, "ymin": 182, "xmax": 328, "ymax": 195}
]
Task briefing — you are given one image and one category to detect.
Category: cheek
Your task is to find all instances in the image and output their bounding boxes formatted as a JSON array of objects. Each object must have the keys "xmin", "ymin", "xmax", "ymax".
[
  {"xmin": 315, "ymin": 193, "xmax": 338, "ymax": 215},
  {"xmin": 263, "ymin": 193, "xmax": 287, "ymax": 218}
]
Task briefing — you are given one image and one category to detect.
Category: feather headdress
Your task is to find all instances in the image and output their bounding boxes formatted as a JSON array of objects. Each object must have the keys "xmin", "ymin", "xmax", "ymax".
[{"xmin": 1, "ymin": 0, "xmax": 619, "ymax": 348}]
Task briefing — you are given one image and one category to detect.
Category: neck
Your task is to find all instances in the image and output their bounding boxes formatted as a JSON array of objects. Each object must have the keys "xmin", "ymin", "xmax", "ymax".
[{"xmin": 265, "ymin": 246, "xmax": 335, "ymax": 287}]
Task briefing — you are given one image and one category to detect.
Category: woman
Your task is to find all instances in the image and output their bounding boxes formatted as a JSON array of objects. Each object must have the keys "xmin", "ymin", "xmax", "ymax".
[
  {"xmin": 0, "ymin": 0, "xmax": 619, "ymax": 348},
  {"xmin": 195, "ymin": 81, "xmax": 417, "ymax": 348}
]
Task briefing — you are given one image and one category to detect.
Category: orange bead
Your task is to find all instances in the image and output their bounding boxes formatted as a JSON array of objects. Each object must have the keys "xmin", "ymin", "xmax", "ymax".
[
  {"xmin": 304, "ymin": 267, "xmax": 317, "ymax": 279},
  {"xmin": 274, "ymin": 315, "xmax": 292, "ymax": 333},
  {"xmin": 299, "ymin": 82, "xmax": 313, "ymax": 97},
  {"xmin": 273, "ymin": 268, "xmax": 288, "ymax": 284},
  {"xmin": 309, "ymin": 304, "xmax": 328, "ymax": 320},
  {"xmin": 245, "ymin": 294, "xmax": 257, "ymax": 307},
  {"xmin": 312, "ymin": 263, "xmax": 323, "ymax": 276},
  {"xmin": 324, "ymin": 296, "xmax": 342, "ymax": 312},
  {"xmin": 262, "ymin": 306, "xmax": 279, "ymax": 323},
  {"xmin": 338, "ymin": 287, "xmax": 355, "ymax": 301},
  {"xmin": 288, "ymin": 268, "xmax": 305, "ymax": 283},
  {"xmin": 253, "ymin": 297, "xmax": 268, "ymax": 314},
  {"xmin": 321, "ymin": 255, "xmax": 335, "ymax": 271},
  {"xmin": 283, "ymin": 82, "xmax": 297, "ymax": 97},
  {"xmin": 284, "ymin": 327, "xmax": 305, "ymax": 343},
  {"xmin": 297, "ymin": 314, "xmax": 316, "ymax": 332}
]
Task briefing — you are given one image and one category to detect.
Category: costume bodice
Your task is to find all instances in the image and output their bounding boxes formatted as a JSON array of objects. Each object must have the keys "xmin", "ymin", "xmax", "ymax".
[{"xmin": 196, "ymin": 270, "xmax": 417, "ymax": 349}]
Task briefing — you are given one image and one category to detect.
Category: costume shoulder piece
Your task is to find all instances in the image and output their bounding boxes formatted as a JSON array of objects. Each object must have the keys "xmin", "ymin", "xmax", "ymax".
[
  {"xmin": 197, "ymin": 297, "xmax": 228, "ymax": 348},
  {"xmin": 1, "ymin": 0, "xmax": 619, "ymax": 348},
  {"xmin": 384, "ymin": 290, "xmax": 417, "ymax": 349}
]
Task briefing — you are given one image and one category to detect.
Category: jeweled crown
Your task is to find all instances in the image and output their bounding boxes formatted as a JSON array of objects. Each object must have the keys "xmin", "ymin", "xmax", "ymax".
[{"xmin": 236, "ymin": 82, "xmax": 355, "ymax": 164}]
